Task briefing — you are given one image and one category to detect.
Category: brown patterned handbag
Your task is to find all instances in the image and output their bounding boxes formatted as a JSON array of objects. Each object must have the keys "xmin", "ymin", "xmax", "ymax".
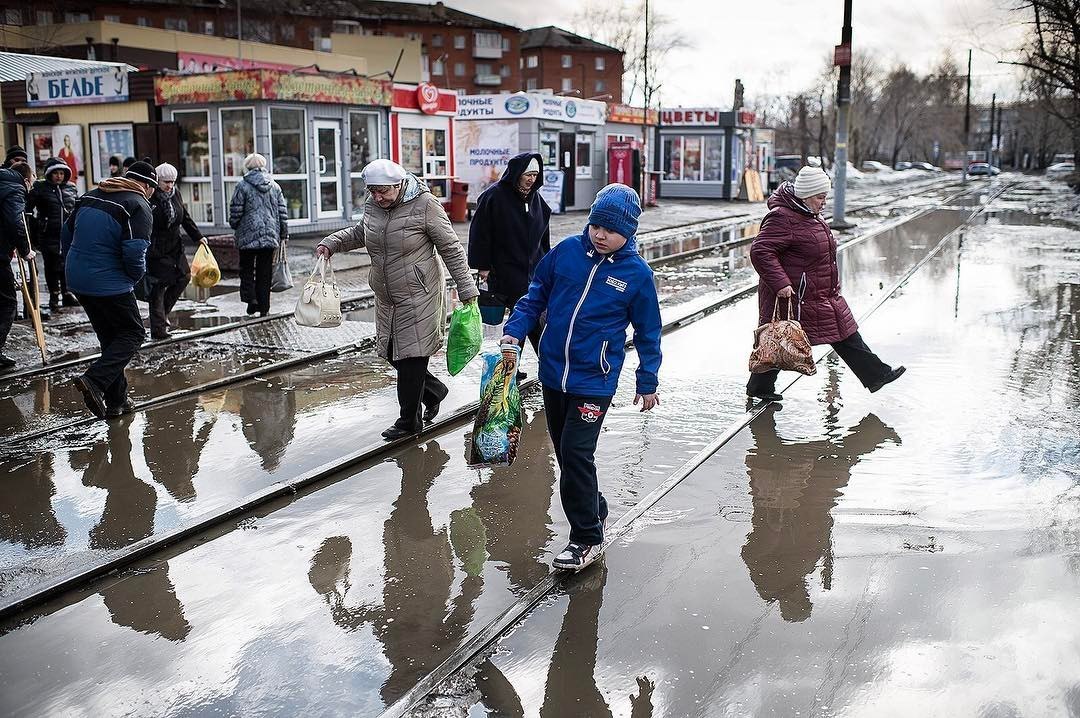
[{"xmin": 748, "ymin": 297, "xmax": 817, "ymax": 375}]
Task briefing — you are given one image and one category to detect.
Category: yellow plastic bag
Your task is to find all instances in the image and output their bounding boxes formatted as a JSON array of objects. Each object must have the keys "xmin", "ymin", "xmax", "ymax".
[{"xmin": 191, "ymin": 243, "xmax": 221, "ymax": 289}]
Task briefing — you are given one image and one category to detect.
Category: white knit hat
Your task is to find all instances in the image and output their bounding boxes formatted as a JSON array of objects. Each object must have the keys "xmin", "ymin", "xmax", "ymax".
[
  {"xmin": 361, "ymin": 159, "xmax": 408, "ymax": 186},
  {"xmin": 793, "ymin": 165, "xmax": 831, "ymax": 199},
  {"xmin": 155, "ymin": 162, "xmax": 178, "ymax": 182},
  {"xmin": 524, "ymin": 157, "xmax": 540, "ymax": 174}
]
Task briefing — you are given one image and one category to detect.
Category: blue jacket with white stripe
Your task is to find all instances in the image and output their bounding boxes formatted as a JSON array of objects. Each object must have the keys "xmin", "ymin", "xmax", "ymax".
[
  {"xmin": 505, "ymin": 228, "xmax": 662, "ymax": 397},
  {"xmin": 62, "ymin": 181, "xmax": 152, "ymax": 297}
]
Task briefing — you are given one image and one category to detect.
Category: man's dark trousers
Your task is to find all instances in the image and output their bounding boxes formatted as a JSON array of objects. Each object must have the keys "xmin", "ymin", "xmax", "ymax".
[
  {"xmin": 78, "ymin": 291, "xmax": 144, "ymax": 407},
  {"xmin": 543, "ymin": 386, "xmax": 611, "ymax": 546},
  {"xmin": 0, "ymin": 259, "xmax": 17, "ymax": 352}
]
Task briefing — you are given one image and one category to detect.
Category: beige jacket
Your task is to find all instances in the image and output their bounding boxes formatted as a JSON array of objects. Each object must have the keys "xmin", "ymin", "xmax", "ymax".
[{"xmin": 320, "ymin": 176, "xmax": 478, "ymax": 360}]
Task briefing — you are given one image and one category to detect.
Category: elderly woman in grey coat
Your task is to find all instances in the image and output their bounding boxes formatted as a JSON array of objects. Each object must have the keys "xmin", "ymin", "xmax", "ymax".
[
  {"xmin": 230, "ymin": 152, "xmax": 288, "ymax": 317},
  {"xmin": 317, "ymin": 159, "xmax": 478, "ymax": 440}
]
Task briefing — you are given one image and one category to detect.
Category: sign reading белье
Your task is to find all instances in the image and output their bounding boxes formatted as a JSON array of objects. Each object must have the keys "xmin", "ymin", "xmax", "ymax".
[{"xmin": 26, "ymin": 66, "xmax": 129, "ymax": 107}]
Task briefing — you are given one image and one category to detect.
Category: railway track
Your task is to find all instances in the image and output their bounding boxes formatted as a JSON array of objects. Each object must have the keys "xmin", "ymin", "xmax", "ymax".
[{"xmin": 0, "ymin": 179, "xmax": 995, "ymax": 623}]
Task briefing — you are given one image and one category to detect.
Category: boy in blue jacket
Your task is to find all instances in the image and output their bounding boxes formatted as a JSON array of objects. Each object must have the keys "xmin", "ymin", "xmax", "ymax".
[{"xmin": 502, "ymin": 183, "xmax": 662, "ymax": 570}]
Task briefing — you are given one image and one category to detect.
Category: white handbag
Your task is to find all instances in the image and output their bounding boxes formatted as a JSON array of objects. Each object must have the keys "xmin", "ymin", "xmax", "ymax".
[{"xmin": 294, "ymin": 256, "xmax": 343, "ymax": 328}]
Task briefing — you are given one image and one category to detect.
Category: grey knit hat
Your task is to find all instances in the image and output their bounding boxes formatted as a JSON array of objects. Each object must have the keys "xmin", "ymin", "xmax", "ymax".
[{"xmin": 793, "ymin": 165, "xmax": 831, "ymax": 199}]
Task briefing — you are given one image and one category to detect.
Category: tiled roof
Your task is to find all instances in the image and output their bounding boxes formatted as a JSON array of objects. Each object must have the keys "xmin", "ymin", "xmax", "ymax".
[{"xmin": 520, "ymin": 26, "xmax": 622, "ymax": 53}]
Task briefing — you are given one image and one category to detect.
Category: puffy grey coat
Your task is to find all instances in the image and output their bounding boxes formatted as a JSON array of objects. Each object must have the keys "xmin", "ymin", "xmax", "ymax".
[
  {"xmin": 319, "ymin": 175, "xmax": 479, "ymax": 361},
  {"xmin": 229, "ymin": 169, "xmax": 288, "ymax": 251}
]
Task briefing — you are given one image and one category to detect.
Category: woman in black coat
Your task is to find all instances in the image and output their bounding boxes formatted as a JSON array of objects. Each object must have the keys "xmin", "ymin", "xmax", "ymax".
[
  {"xmin": 26, "ymin": 157, "xmax": 78, "ymax": 309},
  {"xmin": 147, "ymin": 163, "xmax": 205, "ymax": 340}
]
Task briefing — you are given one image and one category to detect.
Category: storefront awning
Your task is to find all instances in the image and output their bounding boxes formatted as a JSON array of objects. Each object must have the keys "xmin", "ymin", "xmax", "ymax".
[{"xmin": 154, "ymin": 69, "xmax": 392, "ymax": 107}]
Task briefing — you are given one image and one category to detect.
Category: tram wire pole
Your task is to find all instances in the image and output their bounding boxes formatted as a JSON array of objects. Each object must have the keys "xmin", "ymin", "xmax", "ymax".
[
  {"xmin": 962, "ymin": 49, "xmax": 971, "ymax": 184},
  {"xmin": 830, "ymin": 0, "xmax": 855, "ymax": 230}
]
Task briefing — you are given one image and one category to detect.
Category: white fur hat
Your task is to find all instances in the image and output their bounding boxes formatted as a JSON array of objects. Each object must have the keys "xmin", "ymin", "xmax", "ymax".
[
  {"xmin": 155, "ymin": 162, "xmax": 178, "ymax": 182},
  {"xmin": 793, "ymin": 165, "xmax": 831, "ymax": 199},
  {"xmin": 361, "ymin": 159, "xmax": 408, "ymax": 186}
]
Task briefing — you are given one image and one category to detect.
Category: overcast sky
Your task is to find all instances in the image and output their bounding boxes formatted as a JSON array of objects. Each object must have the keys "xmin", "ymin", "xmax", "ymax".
[{"xmin": 447, "ymin": 0, "xmax": 1029, "ymax": 107}]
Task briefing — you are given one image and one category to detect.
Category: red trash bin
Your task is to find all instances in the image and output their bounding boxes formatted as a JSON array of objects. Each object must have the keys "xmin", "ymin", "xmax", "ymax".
[{"xmin": 450, "ymin": 180, "xmax": 469, "ymax": 222}]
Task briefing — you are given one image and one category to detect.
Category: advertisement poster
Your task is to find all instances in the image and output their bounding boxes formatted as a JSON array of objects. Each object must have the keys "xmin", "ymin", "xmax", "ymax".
[
  {"xmin": 453, "ymin": 120, "xmax": 519, "ymax": 202},
  {"xmin": 539, "ymin": 169, "xmax": 564, "ymax": 214},
  {"xmin": 155, "ymin": 69, "xmax": 392, "ymax": 106},
  {"xmin": 42, "ymin": 125, "xmax": 86, "ymax": 193},
  {"xmin": 90, "ymin": 123, "xmax": 134, "ymax": 184}
]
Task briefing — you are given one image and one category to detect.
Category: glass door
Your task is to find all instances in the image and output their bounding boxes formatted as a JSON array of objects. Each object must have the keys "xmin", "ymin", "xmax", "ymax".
[{"xmin": 314, "ymin": 120, "xmax": 343, "ymax": 219}]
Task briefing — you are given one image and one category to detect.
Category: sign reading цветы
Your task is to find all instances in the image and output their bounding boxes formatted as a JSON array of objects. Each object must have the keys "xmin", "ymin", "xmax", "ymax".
[{"xmin": 26, "ymin": 66, "xmax": 129, "ymax": 107}]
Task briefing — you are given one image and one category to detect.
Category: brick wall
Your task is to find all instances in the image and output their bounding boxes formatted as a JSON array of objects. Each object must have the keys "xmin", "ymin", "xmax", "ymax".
[{"xmin": 520, "ymin": 47, "xmax": 623, "ymax": 102}]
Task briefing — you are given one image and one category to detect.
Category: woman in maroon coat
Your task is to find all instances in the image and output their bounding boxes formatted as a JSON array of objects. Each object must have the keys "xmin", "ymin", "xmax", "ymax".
[{"xmin": 747, "ymin": 165, "xmax": 905, "ymax": 401}]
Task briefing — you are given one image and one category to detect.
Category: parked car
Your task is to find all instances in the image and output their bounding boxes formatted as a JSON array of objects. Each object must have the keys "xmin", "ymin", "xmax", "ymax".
[
  {"xmin": 967, "ymin": 162, "xmax": 1000, "ymax": 176},
  {"xmin": 860, "ymin": 160, "xmax": 891, "ymax": 173},
  {"xmin": 1046, "ymin": 161, "xmax": 1075, "ymax": 178},
  {"xmin": 911, "ymin": 162, "xmax": 941, "ymax": 172},
  {"xmin": 770, "ymin": 154, "xmax": 803, "ymax": 189},
  {"xmin": 894, "ymin": 161, "xmax": 912, "ymax": 170}
]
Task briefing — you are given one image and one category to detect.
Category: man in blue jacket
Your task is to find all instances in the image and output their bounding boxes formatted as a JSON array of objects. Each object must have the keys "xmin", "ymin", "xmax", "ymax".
[
  {"xmin": 63, "ymin": 160, "xmax": 157, "ymax": 419},
  {"xmin": 502, "ymin": 183, "xmax": 662, "ymax": 570}
]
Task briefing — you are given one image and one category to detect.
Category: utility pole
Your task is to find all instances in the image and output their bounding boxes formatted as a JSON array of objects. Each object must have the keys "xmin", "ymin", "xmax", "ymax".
[
  {"xmin": 830, "ymin": 0, "xmax": 854, "ymax": 230},
  {"xmin": 962, "ymin": 49, "xmax": 971, "ymax": 184},
  {"xmin": 988, "ymin": 93, "xmax": 996, "ymax": 169},
  {"xmin": 996, "ymin": 102, "xmax": 1003, "ymax": 169},
  {"xmin": 641, "ymin": 0, "xmax": 650, "ymax": 207}
]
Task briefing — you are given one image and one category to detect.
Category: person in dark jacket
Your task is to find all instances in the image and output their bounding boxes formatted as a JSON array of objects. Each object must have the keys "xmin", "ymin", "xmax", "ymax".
[
  {"xmin": 3, "ymin": 145, "xmax": 28, "ymax": 169},
  {"xmin": 3, "ymin": 150, "xmax": 49, "ymax": 322},
  {"xmin": 229, "ymin": 153, "xmax": 288, "ymax": 317},
  {"xmin": 27, "ymin": 157, "xmax": 79, "ymax": 310},
  {"xmin": 0, "ymin": 162, "xmax": 36, "ymax": 370},
  {"xmin": 63, "ymin": 161, "xmax": 157, "ymax": 419},
  {"xmin": 747, "ymin": 166, "xmax": 905, "ymax": 402},
  {"xmin": 147, "ymin": 162, "xmax": 205, "ymax": 340},
  {"xmin": 503, "ymin": 184, "xmax": 662, "ymax": 571},
  {"xmin": 468, "ymin": 152, "xmax": 551, "ymax": 362}
]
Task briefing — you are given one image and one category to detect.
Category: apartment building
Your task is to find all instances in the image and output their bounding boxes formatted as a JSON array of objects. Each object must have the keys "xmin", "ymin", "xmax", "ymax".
[{"xmin": 519, "ymin": 26, "xmax": 624, "ymax": 103}]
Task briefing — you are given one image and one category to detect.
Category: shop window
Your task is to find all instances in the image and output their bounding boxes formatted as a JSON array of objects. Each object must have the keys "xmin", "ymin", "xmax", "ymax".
[
  {"xmin": 561, "ymin": 54, "xmax": 572, "ymax": 69},
  {"xmin": 220, "ymin": 107, "xmax": 255, "ymax": 206},
  {"xmin": 270, "ymin": 107, "xmax": 309, "ymax": 221},
  {"xmin": 576, "ymin": 134, "xmax": 593, "ymax": 179},
  {"xmin": 703, "ymin": 136, "xmax": 724, "ymax": 181},
  {"xmin": 454, "ymin": 62, "xmax": 465, "ymax": 77},
  {"xmin": 540, "ymin": 133, "xmax": 558, "ymax": 169},
  {"xmin": 527, "ymin": 55, "xmax": 538, "ymax": 69},
  {"xmin": 662, "ymin": 136, "xmax": 681, "ymax": 180},
  {"xmin": 349, "ymin": 111, "xmax": 382, "ymax": 217},
  {"xmin": 683, "ymin": 137, "xmax": 702, "ymax": 180},
  {"xmin": 399, "ymin": 128, "xmax": 423, "ymax": 175},
  {"xmin": 596, "ymin": 57, "xmax": 605, "ymax": 71},
  {"xmin": 174, "ymin": 110, "xmax": 213, "ymax": 223},
  {"xmin": 454, "ymin": 35, "xmax": 465, "ymax": 50},
  {"xmin": 431, "ymin": 33, "xmax": 443, "ymax": 47}
]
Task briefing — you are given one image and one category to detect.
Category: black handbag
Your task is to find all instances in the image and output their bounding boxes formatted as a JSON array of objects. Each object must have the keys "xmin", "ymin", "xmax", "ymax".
[{"xmin": 477, "ymin": 273, "xmax": 508, "ymax": 325}]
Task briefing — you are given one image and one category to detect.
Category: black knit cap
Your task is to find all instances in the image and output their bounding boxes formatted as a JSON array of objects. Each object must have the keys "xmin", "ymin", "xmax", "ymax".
[
  {"xmin": 125, "ymin": 160, "xmax": 158, "ymax": 188},
  {"xmin": 5, "ymin": 145, "xmax": 28, "ymax": 164}
]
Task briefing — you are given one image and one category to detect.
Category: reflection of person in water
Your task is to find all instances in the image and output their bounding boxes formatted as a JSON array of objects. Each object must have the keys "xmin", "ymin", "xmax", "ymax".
[
  {"xmin": 143, "ymin": 398, "xmax": 216, "ymax": 503},
  {"xmin": 78, "ymin": 415, "xmax": 157, "ymax": 551},
  {"xmin": 239, "ymin": 381, "xmax": 296, "ymax": 473},
  {"xmin": 100, "ymin": 563, "xmax": 192, "ymax": 642},
  {"xmin": 470, "ymin": 409, "xmax": 558, "ymax": 593},
  {"xmin": 0, "ymin": 452, "xmax": 66, "ymax": 549},
  {"xmin": 472, "ymin": 565, "xmax": 655, "ymax": 717},
  {"xmin": 741, "ymin": 403, "xmax": 901, "ymax": 622},
  {"xmin": 307, "ymin": 440, "xmax": 480, "ymax": 704}
]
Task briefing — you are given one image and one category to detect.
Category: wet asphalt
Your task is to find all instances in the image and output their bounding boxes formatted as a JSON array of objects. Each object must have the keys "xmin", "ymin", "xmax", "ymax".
[{"xmin": 0, "ymin": 177, "xmax": 1024, "ymax": 715}]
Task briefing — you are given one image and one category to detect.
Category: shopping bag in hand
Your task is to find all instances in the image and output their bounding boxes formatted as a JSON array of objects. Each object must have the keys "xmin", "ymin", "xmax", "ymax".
[
  {"xmin": 270, "ymin": 240, "xmax": 293, "ymax": 293},
  {"xmin": 446, "ymin": 301, "xmax": 482, "ymax": 375},
  {"xmin": 294, "ymin": 256, "xmax": 342, "ymax": 328},
  {"xmin": 748, "ymin": 297, "xmax": 816, "ymax": 375},
  {"xmin": 468, "ymin": 344, "xmax": 523, "ymax": 467},
  {"xmin": 190, "ymin": 242, "xmax": 221, "ymax": 289}
]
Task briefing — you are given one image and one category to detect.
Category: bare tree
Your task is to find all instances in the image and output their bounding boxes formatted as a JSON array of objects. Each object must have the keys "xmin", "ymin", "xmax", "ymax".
[
  {"xmin": 572, "ymin": 0, "xmax": 691, "ymax": 106},
  {"xmin": 1005, "ymin": 0, "xmax": 1080, "ymax": 188}
]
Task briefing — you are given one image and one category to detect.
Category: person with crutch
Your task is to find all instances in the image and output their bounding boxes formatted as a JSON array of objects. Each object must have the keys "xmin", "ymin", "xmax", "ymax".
[{"xmin": 0, "ymin": 161, "xmax": 37, "ymax": 371}]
